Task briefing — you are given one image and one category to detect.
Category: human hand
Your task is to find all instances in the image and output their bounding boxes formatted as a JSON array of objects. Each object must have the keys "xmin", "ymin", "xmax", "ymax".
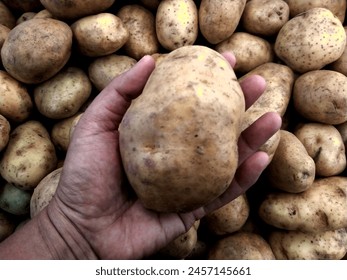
[{"xmin": 41, "ymin": 54, "xmax": 281, "ymax": 259}]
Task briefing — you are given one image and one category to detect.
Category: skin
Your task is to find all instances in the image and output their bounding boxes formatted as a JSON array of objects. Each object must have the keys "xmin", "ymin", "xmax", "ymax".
[{"xmin": 0, "ymin": 54, "xmax": 281, "ymax": 260}]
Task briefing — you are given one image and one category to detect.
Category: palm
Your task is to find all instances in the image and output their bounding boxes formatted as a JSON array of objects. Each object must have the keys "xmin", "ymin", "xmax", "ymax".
[{"xmin": 49, "ymin": 55, "xmax": 281, "ymax": 259}]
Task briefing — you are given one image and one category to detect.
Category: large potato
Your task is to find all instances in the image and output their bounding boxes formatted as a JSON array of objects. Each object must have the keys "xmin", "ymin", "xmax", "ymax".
[
  {"xmin": 199, "ymin": 0, "xmax": 247, "ymax": 44},
  {"xmin": 215, "ymin": 32, "xmax": 274, "ymax": 74},
  {"xmin": 259, "ymin": 176, "xmax": 347, "ymax": 233},
  {"xmin": 0, "ymin": 121, "xmax": 57, "ymax": 190},
  {"xmin": 274, "ymin": 8, "xmax": 346, "ymax": 73},
  {"xmin": 71, "ymin": 13, "xmax": 129, "ymax": 57},
  {"xmin": 156, "ymin": 0, "xmax": 198, "ymax": 51},
  {"xmin": 285, "ymin": 0, "xmax": 347, "ymax": 23},
  {"xmin": 266, "ymin": 130, "xmax": 316, "ymax": 193},
  {"xmin": 40, "ymin": 0, "xmax": 115, "ymax": 20},
  {"xmin": 1, "ymin": 18, "xmax": 72, "ymax": 84},
  {"xmin": 119, "ymin": 45, "xmax": 245, "ymax": 213},
  {"xmin": 293, "ymin": 70, "xmax": 347, "ymax": 125},
  {"xmin": 88, "ymin": 55, "xmax": 137, "ymax": 92},
  {"xmin": 0, "ymin": 1, "xmax": 16, "ymax": 29},
  {"xmin": 117, "ymin": 5, "xmax": 159, "ymax": 60},
  {"xmin": 33, "ymin": 67, "xmax": 92, "ymax": 119},
  {"xmin": 30, "ymin": 167, "xmax": 61, "ymax": 218},
  {"xmin": 205, "ymin": 194, "xmax": 249, "ymax": 235},
  {"xmin": 241, "ymin": 0, "xmax": 290, "ymax": 37},
  {"xmin": 0, "ymin": 115, "xmax": 10, "ymax": 152},
  {"xmin": 208, "ymin": 232, "xmax": 275, "ymax": 260},
  {"xmin": 294, "ymin": 123, "xmax": 346, "ymax": 177},
  {"xmin": 0, "ymin": 70, "xmax": 33, "ymax": 123},
  {"xmin": 269, "ymin": 228, "xmax": 347, "ymax": 260}
]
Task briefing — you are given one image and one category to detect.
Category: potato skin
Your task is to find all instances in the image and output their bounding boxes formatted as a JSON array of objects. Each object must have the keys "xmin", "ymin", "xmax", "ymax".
[
  {"xmin": 0, "ymin": 121, "xmax": 57, "ymax": 190},
  {"xmin": 0, "ymin": 115, "xmax": 10, "ymax": 152},
  {"xmin": 119, "ymin": 45, "xmax": 245, "ymax": 213},
  {"xmin": 275, "ymin": 8, "xmax": 346, "ymax": 73},
  {"xmin": 1, "ymin": 18, "xmax": 72, "ymax": 84},
  {"xmin": 0, "ymin": 182, "xmax": 31, "ymax": 215},
  {"xmin": 259, "ymin": 176, "xmax": 347, "ymax": 233},
  {"xmin": 117, "ymin": 5, "xmax": 159, "ymax": 60},
  {"xmin": 294, "ymin": 123, "xmax": 346, "ymax": 177},
  {"xmin": 241, "ymin": 0, "xmax": 290, "ymax": 37},
  {"xmin": 208, "ymin": 232, "xmax": 275, "ymax": 260},
  {"xmin": 33, "ymin": 67, "xmax": 92, "ymax": 119},
  {"xmin": 266, "ymin": 130, "xmax": 316, "ymax": 193},
  {"xmin": 71, "ymin": 13, "xmax": 129, "ymax": 57},
  {"xmin": 269, "ymin": 228, "xmax": 347, "ymax": 260},
  {"xmin": 156, "ymin": 0, "xmax": 198, "ymax": 51},
  {"xmin": 0, "ymin": 1, "xmax": 16, "ymax": 29},
  {"xmin": 0, "ymin": 70, "xmax": 33, "ymax": 123},
  {"xmin": 199, "ymin": 0, "xmax": 247, "ymax": 44},
  {"xmin": 293, "ymin": 70, "xmax": 347, "ymax": 125},
  {"xmin": 215, "ymin": 32, "xmax": 274, "ymax": 74}
]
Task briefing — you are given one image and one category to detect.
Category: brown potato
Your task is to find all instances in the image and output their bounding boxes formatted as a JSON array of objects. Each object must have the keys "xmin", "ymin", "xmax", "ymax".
[
  {"xmin": 205, "ymin": 194, "xmax": 249, "ymax": 235},
  {"xmin": 294, "ymin": 123, "xmax": 346, "ymax": 177},
  {"xmin": 0, "ymin": 115, "xmax": 10, "ymax": 152},
  {"xmin": 241, "ymin": 0, "xmax": 290, "ymax": 36},
  {"xmin": 0, "ymin": 1, "xmax": 16, "ymax": 29},
  {"xmin": 199, "ymin": 0, "xmax": 247, "ymax": 44},
  {"xmin": 40, "ymin": 0, "xmax": 115, "ymax": 20},
  {"xmin": 1, "ymin": 18, "xmax": 73, "ymax": 84},
  {"xmin": 208, "ymin": 232, "xmax": 275, "ymax": 260},
  {"xmin": 0, "ymin": 121, "xmax": 57, "ymax": 191},
  {"xmin": 215, "ymin": 32, "xmax": 274, "ymax": 74},
  {"xmin": 259, "ymin": 176, "xmax": 347, "ymax": 233},
  {"xmin": 0, "ymin": 24, "xmax": 10, "ymax": 50},
  {"xmin": 117, "ymin": 5, "xmax": 159, "ymax": 60},
  {"xmin": 293, "ymin": 70, "xmax": 347, "ymax": 125},
  {"xmin": 274, "ymin": 8, "xmax": 346, "ymax": 73},
  {"xmin": 88, "ymin": 55, "xmax": 137, "ymax": 92},
  {"xmin": 1, "ymin": 0, "xmax": 43, "ymax": 13},
  {"xmin": 329, "ymin": 26, "xmax": 347, "ymax": 75},
  {"xmin": 266, "ymin": 130, "xmax": 316, "ymax": 193},
  {"xmin": 140, "ymin": 0, "xmax": 161, "ymax": 10},
  {"xmin": 269, "ymin": 228, "xmax": 347, "ymax": 260},
  {"xmin": 16, "ymin": 12, "xmax": 37, "ymax": 25},
  {"xmin": 0, "ymin": 70, "xmax": 33, "ymax": 123},
  {"xmin": 71, "ymin": 13, "xmax": 129, "ymax": 57},
  {"xmin": 156, "ymin": 0, "xmax": 198, "ymax": 51},
  {"xmin": 119, "ymin": 45, "xmax": 245, "ymax": 212}
]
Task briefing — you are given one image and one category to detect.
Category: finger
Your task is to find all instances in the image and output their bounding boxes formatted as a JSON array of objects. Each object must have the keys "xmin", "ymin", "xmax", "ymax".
[
  {"xmin": 221, "ymin": 51, "xmax": 236, "ymax": 68},
  {"xmin": 78, "ymin": 55, "xmax": 155, "ymax": 131},
  {"xmin": 238, "ymin": 112, "xmax": 282, "ymax": 166},
  {"xmin": 240, "ymin": 74, "xmax": 266, "ymax": 110}
]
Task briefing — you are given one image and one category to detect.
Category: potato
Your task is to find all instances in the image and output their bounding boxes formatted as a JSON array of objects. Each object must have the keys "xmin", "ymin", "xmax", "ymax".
[
  {"xmin": 51, "ymin": 113, "xmax": 83, "ymax": 152},
  {"xmin": 241, "ymin": 0, "xmax": 290, "ymax": 37},
  {"xmin": 336, "ymin": 121, "xmax": 347, "ymax": 147},
  {"xmin": 1, "ymin": 0, "xmax": 43, "ymax": 13},
  {"xmin": 285, "ymin": 0, "xmax": 347, "ymax": 23},
  {"xmin": 88, "ymin": 55, "xmax": 137, "ymax": 92},
  {"xmin": 0, "ymin": 182, "xmax": 31, "ymax": 216},
  {"xmin": 117, "ymin": 5, "xmax": 159, "ymax": 60},
  {"xmin": 294, "ymin": 123, "xmax": 346, "ymax": 177},
  {"xmin": 259, "ymin": 176, "xmax": 347, "ymax": 233},
  {"xmin": 0, "ymin": 120, "xmax": 57, "ymax": 191},
  {"xmin": 266, "ymin": 130, "xmax": 316, "ymax": 193},
  {"xmin": 0, "ymin": 24, "xmax": 10, "ymax": 50},
  {"xmin": 185, "ymin": 240, "xmax": 208, "ymax": 260},
  {"xmin": 293, "ymin": 70, "xmax": 347, "ymax": 125},
  {"xmin": 269, "ymin": 228, "xmax": 347, "ymax": 260},
  {"xmin": 1, "ymin": 18, "xmax": 73, "ymax": 84},
  {"xmin": 0, "ymin": 1, "xmax": 16, "ymax": 29},
  {"xmin": 215, "ymin": 32, "xmax": 274, "ymax": 74},
  {"xmin": 156, "ymin": 0, "xmax": 198, "ymax": 51},
  {"xmin": 40, "ymin": 0, "xmax": 115, "ymax": 20},
  {"xmin": 205, "ymin": 194, "xmax": 249, "ymax": 235},
  {"xmin": 0, "ymin": 70, "xmax": 33, "ymax": 123},
  {"xmin": 33, "ymin": 9, "xmax": 53, "ymax": 19},
  {"xmin": 0, "ymin": 209, "xmax": 15, "ymax": 242},
  {"xmin": 119, "ymin": 45, "xmax": 245, "ymax": 212},
  {"xmin": 199, "ymin": 0, "xmax": 247, "ymax": 44},
  {"xmin": 30, "ymin": 168, "xmax": 61, "ymax": 218},
  {"xmin": 159, "ymin": 225, "xmax": 197, "ymax": 259},
  {"xmin": 71, "ymin": 13, "xmax": 129, "ymax": 57},
  {"xmin": 140, "ymin": 0, "xmax": 161, "ymax": 10},
  {"xmin": 329, "ymin": 27, "xmax": 347, "ymax": 75},
  {"xmin": 274, "ymin": 8, "xmax": 346, "ymax": 73},
  {"xmin": 0, "ymin": 115, "xmax": 10, "ymax": 152},
  {"xmin": 33, "ymin": 67, "xmax": 91, "ymax": 120},
  {"xmin": 16, "ymin": 12, "xmax": 37, "ymax": 25},
  {"xmin": 208, "ymin": 232, "xmax": 275, "ymax": 260}
]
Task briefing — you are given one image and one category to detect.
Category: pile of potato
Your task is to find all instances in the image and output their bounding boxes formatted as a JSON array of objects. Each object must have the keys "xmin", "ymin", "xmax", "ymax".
[{"xmin": 0, "ymin": 0, "xmax": 347, "ymax": 260}]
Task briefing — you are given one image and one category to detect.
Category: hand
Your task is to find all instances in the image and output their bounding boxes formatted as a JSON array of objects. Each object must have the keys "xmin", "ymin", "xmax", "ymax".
[{"xmin": 7, "ymin": 54, "xmax": 281, "ymax": 260}]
